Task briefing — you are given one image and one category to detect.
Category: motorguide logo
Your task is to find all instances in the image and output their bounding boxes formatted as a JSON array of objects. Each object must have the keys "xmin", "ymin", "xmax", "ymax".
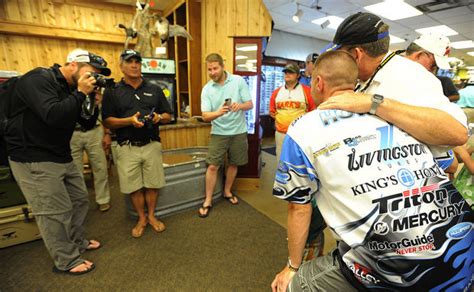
[{"xmin": 368, "ymin": 234, "xmax": 434, "ymax": 252}]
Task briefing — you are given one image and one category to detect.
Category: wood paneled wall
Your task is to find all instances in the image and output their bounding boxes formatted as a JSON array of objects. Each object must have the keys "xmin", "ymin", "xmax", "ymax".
[
  {"xmin": 201, "ymin": 0, "xmax": 272, "ymax": 85},
  {"xmin": 0, "ymin": 0, "xmax": 152, "ymax": 80},
  {"xmin": 160, "ymin": 125, "xmax": 211, "ymax": 149}
]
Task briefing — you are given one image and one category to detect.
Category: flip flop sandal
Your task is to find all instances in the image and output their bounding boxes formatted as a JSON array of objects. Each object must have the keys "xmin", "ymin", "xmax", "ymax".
[
  {"xmin": 53, "ymin": 262, "xmax": 95, "ymax": 276},
  {"xmin": 85, "ymin": 240, "xmax": 101, "ymax": 251},
  {"xmin": 198, "ymin": 205, "xmax": 213, "ymax": 218},
  {"xmin": 149, "ymin": 220, "xmax": 166, "ymax": 233},
  {"xmin": 223, "ymin": 194, "xmax": 239, "ymax": 205},
  {"xmin": 132, "ymin": 223, "xmax": 147, "ymax": 238}
]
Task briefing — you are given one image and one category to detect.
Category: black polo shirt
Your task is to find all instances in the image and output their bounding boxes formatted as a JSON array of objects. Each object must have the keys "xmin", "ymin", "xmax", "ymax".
[{"xmin": 102, "ymin": 78, "xmax": 171, "ymax": 143}]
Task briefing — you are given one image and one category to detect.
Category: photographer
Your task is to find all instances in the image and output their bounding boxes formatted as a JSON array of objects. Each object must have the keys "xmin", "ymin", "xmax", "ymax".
[
  {"xmin": 102, "ymin": 50, "xmax": 171, "ymax": 238},
  {"xmin": 5, "ymin": 49, "xmax": 111, "ymax": 275}
]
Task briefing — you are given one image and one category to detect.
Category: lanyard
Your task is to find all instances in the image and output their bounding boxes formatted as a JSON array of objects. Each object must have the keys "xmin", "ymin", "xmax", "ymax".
[{"xmin": 355, "ymin": 51, "xmax": 397, "ymax": 93}]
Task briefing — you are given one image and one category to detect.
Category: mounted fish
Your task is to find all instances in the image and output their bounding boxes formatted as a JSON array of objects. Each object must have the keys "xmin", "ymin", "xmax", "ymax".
[{"xmin": 154, "ymin": 16, "xmax": 193, "ymax": 46}]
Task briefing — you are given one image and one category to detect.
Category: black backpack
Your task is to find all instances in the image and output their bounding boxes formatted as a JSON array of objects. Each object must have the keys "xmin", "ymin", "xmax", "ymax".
[
  {"xmin": 0, "ymin": 68, "xmax": 58, "ymax": 137},
  {"xmin": 0, "ymin": 76, "xmax": 21, "ymax": 136}
]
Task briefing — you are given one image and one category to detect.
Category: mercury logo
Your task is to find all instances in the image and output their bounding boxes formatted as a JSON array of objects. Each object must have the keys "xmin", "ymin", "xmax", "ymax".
[{"xmin": 373, "ymin": 222, "xmax": 389, "ymax": 235}]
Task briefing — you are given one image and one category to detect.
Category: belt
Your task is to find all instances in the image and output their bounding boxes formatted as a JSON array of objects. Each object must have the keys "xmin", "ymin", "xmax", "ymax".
[
  {"xmin": 118, "ymin": 139, "xmax": 152, "ymax": 147},
  {"xmin": 75, "ymin": 124, "xmax": 100, "ymax": 132}
]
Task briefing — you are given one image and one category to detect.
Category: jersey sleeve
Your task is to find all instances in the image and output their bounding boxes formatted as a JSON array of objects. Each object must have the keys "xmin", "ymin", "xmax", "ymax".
[
  {"xmin": 302, "ymin": 84, "xmax": 316, "ymax": 111},
  {"xmin": 269, "ymin": 88, "xmax": 279, "ymax": 116},
  {"xmin": 273, "ymin": 134, "xmax": 319, "ymax": 204}
]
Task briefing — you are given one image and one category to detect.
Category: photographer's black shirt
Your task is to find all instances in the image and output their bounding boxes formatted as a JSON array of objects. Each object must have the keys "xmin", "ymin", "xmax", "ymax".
[
  {"xmin": 102, "ymin": 79, "xmax": 171, "ymax": 143},
  {"xmin": 5, "ymin": 64, "xmax": 98, "ymax": 163}
]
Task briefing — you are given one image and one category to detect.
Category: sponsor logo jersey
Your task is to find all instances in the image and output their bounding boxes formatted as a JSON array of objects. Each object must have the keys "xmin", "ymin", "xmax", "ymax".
[
  {"xmin": 273, "ymin": 109, "xmax": 473, "ymax": 291},
  {"xmin": 270, "ymin": 83, "xmax": 314, "ymax": 133}
]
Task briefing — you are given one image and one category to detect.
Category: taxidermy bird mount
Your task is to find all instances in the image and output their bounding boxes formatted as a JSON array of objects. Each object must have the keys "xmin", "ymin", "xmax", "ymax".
[
  {"xmin": 117, "ymin": 24, "xmax": 137, "ymax": 49},
  {"xmin": 154, "ymin": 16, "xmax": 193, "ymax": 46}
]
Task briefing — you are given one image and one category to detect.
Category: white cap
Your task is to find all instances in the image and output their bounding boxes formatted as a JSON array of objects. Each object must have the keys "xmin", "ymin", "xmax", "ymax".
[
  {"xmin": 65, "ymin": 48, "xmax": 111, "ymax": 76},
  {"xmin": 66, "ymin": 49, "xmax": 92, "ymax": 63},
  {"xmin": 413, "ymin": 34, "xmax": 451, "ymax": 70}
]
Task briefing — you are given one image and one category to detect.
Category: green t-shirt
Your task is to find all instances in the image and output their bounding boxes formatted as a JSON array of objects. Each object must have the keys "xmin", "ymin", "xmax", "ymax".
[{"xmin": 201, "ymin": 72, "xmax": 252, "ymax": 135}]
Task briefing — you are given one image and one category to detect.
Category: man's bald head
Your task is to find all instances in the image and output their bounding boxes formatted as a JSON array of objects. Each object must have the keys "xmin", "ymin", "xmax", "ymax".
[{"xmin": 313, "ymin": 50, "xmax": 358, "ymax": 90}]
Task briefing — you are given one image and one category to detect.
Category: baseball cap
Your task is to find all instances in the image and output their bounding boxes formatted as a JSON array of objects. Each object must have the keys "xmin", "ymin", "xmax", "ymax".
[
  {"xmin": 306, "ymin": 53, "xmax": 319, "ymax": 63},
  {"xmin": 120, "ymin": 49, "xmax": 142, "ymax": 62},
  {"xmin": 282, "ymin": 64, "xmax": 300, "ymax": 74},
  {"xmin": 66, "ymin": 49, "xmax": 111, "ymax": 76},
  {"xmin": 321, "ymin": 12, "xmax": 389, "ymax": 53},
  {"xmin": 413, "ymin": 34, "xmax": 451, "ymax": 70}
]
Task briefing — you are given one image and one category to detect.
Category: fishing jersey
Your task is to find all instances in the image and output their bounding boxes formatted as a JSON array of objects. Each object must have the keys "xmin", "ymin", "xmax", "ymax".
[
  {"xmin": 273, "ymin": 109, "xmax": 473, "ymax": 291},
  {"xmin": 269, "ymin": 83, "xmax": 315, "ymax": 133}
]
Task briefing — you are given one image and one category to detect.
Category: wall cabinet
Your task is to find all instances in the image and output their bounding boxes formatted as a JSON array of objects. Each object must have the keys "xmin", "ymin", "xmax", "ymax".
[{"xmin": 166, "ymin": 0, "xmax": 201, "ymax": 118}]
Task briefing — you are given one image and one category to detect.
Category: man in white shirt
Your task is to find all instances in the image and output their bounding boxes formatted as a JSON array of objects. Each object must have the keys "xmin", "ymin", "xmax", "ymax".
[{"xmin": 318, "ymin": 13, "xmax": 467, "ymax": 148}]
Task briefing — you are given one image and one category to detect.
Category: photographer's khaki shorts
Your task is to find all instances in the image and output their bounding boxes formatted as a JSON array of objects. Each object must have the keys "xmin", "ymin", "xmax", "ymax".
[
  {"xmin": 206, "ymin": 133, "xmax": 248, "ymax": 166},
  {"xmin": 115, "ymin": 141, "xmax": 166, "ymax": 194}
]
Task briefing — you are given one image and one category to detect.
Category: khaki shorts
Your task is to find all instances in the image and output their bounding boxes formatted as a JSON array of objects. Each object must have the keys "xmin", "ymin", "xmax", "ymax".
[
  {"xmin": 206, "ymin": 133, "xmax": 248, "ymax": 166},
  {"xmin": 115, "ymin": 141, "xmax": 166, "ymax": 194}
]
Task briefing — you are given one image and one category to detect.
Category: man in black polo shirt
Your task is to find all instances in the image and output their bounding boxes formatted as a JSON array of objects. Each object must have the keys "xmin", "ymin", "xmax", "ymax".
[
  {"xmin": 6, "ymin": 48, "xmax": 110, "ymax": 275},
  {"xmin": 102, "ymin": 50, "xmax": 171, "ymax": 238}
]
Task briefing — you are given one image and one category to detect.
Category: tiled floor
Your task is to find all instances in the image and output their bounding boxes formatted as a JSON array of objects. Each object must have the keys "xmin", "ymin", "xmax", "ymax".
[{"xmin": 238, "ymin": 137, "xmax": 337, "ymax": 254}]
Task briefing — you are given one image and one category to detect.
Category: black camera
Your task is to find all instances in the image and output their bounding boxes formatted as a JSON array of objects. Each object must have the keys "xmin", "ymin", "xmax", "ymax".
[
  {"xmin": 138, "ymin": 107, "xmax": 155, "ymax": 129},
  {"xmin": 90, "ymin": 72, "xmax": 115, "ymax": 88}
]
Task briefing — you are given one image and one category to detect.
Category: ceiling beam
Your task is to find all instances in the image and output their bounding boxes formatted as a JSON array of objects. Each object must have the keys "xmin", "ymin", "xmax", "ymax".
[{"xmin": 0, "ymin": 20, "xmax": 135, "ymax": 45}]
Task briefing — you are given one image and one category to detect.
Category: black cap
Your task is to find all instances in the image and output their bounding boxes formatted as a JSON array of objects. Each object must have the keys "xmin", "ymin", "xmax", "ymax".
[
  {"xmin": 120, "ymin": 49, "xmax": 142, "ymax": 62},
  {"xmin": 282, "ymin": 64, "xmax": 300, "ymax": 74},
  {"xmin": 306, "ymin": 53, "xmax": 319, "ymax": 63},
  {"xmin": 321, "ymin": 12, "xmax": 389, "ymax": 53}
]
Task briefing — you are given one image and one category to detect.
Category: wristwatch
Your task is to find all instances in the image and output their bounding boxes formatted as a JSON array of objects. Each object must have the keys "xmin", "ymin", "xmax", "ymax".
[
  {"xmin": 369, "ymin": 94, "xmax": 384, "ymax": 115},
  {"xmin": 287, "ymin": 258, "xmax": 299, "ymax": 272}
]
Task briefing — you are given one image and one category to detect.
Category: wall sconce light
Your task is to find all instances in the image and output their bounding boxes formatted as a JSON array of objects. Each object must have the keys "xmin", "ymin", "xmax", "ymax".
[{"xmin": 292, "ymin": 4, "xmax": 303, "ymax": 23}]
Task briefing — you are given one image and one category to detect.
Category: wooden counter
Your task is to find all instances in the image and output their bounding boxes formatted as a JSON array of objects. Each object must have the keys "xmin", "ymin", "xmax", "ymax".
[{"xmin": 159, "ymin": 119, "xmax": 211, "ymax": 150}]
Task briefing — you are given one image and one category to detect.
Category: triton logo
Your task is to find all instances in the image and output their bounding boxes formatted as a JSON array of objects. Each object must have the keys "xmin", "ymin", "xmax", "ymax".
[{"xmin": 373, "ymin": 183, "xmax": 446, "ymax": 214}]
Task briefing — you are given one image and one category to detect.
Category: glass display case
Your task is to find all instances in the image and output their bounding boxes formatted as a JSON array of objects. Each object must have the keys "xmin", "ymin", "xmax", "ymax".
[{"xmin": 233, "ymin": 38, "xmax": 263, "ymax": 178}]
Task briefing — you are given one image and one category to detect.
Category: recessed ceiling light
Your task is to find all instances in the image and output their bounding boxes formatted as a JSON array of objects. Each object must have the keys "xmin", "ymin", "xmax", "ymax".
[
  {"xmin": 236, "ymin": 55, "xmax": 248, "ymax": 60},
  {"xmin": 236, "ymin": 45, "xmax": 258, "ymax": 52},
  {"xmin": 364, "ymin": 0, "xmax": 422, "ymax": 20},
  {"xmin": 415, "ymin": 25, "xmax": 458, "ymax": 36},
  {"xmin": 311, "ymin": 16, "xmax": 344, "ymax": 30},
  {"xmin": 390, "ymin": 35, "xmax": 405, "ymax": 44},
  {"xmin": 467, "ymin": 52, "xmax": 474, "ymax": 57},
  {"xmin": 451, "ymin": 40, "xmax": 474, "ymax": 49}
]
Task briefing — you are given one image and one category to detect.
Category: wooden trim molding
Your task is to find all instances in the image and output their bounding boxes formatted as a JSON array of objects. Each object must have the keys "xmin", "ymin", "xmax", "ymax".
[{"xmin": 0, "ymin": 20, "xmax": 135, "ymax": 45}]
